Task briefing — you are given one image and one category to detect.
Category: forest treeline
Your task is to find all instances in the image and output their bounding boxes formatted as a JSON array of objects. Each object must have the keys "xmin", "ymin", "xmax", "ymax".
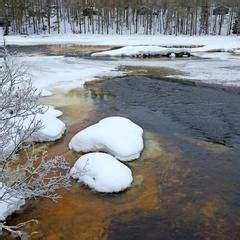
[{"xmin": 1, "ymin": 0, "xmax": 240, "ymax": 35}]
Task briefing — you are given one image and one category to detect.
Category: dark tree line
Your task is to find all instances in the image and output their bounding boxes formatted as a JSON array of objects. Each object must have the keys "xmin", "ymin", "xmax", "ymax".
[{"xmin": 1, "ymin": 0, "xmax": 240, "ymax": 35}]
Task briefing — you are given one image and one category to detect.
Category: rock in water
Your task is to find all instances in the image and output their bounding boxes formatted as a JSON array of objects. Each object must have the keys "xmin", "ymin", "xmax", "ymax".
[
  {"xmin": 69, "ymin": 116, "xmax": 144, "ymax": 161},
  {"xmin": 70, "ymin": 153, "xmax": 133, "ymax": 193}
]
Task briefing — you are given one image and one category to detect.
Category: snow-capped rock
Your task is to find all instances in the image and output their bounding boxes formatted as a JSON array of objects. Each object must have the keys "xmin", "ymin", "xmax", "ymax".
[
  {"xmin": 70, "ymin": 152, "xmax": 133, "ymax": 193},
  {"xmin": 91, "ymin": 45, "xmax": 191, "ymax": 58},
  {"xmin": 17, "ymin": 106, "xmax": 66, "ymax": 143},
  {"xmin": 2, "ymin": 106, "xmax": 65, "ymax": 157},
  {"xmin": 0, "ymin": 183, "xmax": 25, "ymax": 221},
  {"xmin": 30, "ymin": 112, "xmax": 66, "ymax": 142},
  {"xmin": 69, "ymin": 116, "xmax": 144, "ymax": 161}
]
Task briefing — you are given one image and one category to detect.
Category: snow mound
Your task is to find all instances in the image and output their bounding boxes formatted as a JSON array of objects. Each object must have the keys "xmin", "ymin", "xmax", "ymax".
[
  {"xmin": 0, "ymin": 183, "xmax": 25, "ymax": 221},
  {"xmin": 91, "ymin": 46, "xmax": 191, "ymax": 58},
  {"xmin": 31, "ymin": 113, "xmax": 66, "ymax": 142},
  {"xmin": 2, "ymin": 106, "xmax": 65, "ymax": 156},
  {"xmin": 17, "ymin": 106, "xmax": 65, "ymax": 142},
  {"xmin": 70, "ymin": 153, "xmax": 133, "ymax": 193},
  {"xmin": 69, "ymin": 116, "xmax": 144, "ymax": 161},
  {"xmin": 29, "ymin": 107, "xmax": 66, "ymax": 142}
]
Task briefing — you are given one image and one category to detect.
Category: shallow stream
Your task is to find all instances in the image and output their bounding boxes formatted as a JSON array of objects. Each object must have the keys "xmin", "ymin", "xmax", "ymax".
[{"xmin": 2, "ymin": 45, "xmax": 240, "ymax": 240}]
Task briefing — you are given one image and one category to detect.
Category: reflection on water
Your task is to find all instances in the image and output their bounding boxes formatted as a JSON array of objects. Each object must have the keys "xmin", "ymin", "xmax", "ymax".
[
  {"xmin": 39, "ymin": 88, "xmax": 96, "ymax": 126},
  {"xmin": 5, "ymin": 75, "xmax": 240, "ymax": 240}
]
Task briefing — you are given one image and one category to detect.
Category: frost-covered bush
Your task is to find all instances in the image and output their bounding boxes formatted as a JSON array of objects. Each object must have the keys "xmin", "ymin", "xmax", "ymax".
[{"xmin": 0, "ymin": 49, "xmax": 70, "ymax": 238}]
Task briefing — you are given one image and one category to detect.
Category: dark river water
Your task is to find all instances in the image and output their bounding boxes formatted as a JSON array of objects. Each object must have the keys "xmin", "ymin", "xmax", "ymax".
[
  {"xmin": 2, "ymin": 45, "xmax": 240, "ymax": 239},
  {"xmin": 89, "ymin": 76, "xmax": 240, "ymax": 240}
]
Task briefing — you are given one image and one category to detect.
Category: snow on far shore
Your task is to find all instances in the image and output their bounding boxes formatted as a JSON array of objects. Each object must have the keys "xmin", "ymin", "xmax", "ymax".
[
  {"xmin": 69, "ymin": 117, "xmax": 144, "ymax": 161},
  {"xmin": 2, "ymin": 34, "xmax": 240, "ymax": 53},
  {"xmin": 91, "ymin": 46, "xmax": 191, "ymax": 57},
  {"xmin": 0, "ymin": 183, "xmax": 25, "ymax": 221},
  {"xmin": 70, "ymin": 152, "xmax": 133, "ymax": 193}
]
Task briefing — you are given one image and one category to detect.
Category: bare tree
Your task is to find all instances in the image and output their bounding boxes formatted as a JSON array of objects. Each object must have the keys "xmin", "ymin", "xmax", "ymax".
[
  {"xmin": 0, "ymin": 49, "xmax": 71, "ymax": 238},
  {"xmin": 2, "ymin": 0, "xmax": 239, "ymax": 36}
]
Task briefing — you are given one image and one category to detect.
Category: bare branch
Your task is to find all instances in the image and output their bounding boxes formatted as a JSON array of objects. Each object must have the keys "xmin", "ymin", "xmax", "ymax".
[{"xmin": 0, "ymin": 48, "xmax": 71, "ymax": 237}]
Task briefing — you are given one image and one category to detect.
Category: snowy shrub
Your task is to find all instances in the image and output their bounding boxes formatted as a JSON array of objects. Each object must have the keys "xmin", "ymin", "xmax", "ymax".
[{"xmin": 0, "ymin": 49, "xmax": 70, "ymax": 238}]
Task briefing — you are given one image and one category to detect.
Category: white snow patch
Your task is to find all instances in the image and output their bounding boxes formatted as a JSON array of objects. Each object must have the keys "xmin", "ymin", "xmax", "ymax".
[
  {"xmin": 28, "ymin": 106, "xmax": 66, "ymax": 142},
  {"xmin": 40, "ymin": 89, "xmax": 53, "ymax": 97},
  {"xmin": 70, "ymin": 152, "xmax": 133, "ymax": 193},
  {"xmin": 2, "ymin": 106, "xmax": 65, "ymax": 157},
  {"xmin": 24, "ymin": 56, "xmax": 121, "ymax": 90},
  {"xmin": 11, "ymin": 106, "xmax": 66, "ymax": 143},
  {"xmin": 0, "ymin": 183, "xmax": 25, "ymax": 221},
  {"xmin": 92, "ymin": 46, "xmax": 191, "ymax": 57},
  {"xmin": 69, "ymin": 117, "xmax": 144, "ymax": 161},
  {"xmin": 45, "ymin": 106, "xmax": 63, "ymax": 118}
]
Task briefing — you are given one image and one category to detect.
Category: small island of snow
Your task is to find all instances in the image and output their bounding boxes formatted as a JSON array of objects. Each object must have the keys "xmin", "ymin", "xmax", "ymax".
[
  {"xmin": 69, "ymin": 116, "xmax": 144, "ymax": 161},
  {"xmin": 70, "ymin": 152, "xmax": 133, "ymax": 193},
  {"xmin": 91, "ymin": 46, "xmax": 191, "ymax": 58}
]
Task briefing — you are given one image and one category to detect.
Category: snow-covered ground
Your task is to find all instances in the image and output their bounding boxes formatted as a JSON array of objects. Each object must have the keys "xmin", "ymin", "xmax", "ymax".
[
  {"xmin": 70, "ymin": 152, "xmax": 133, "ymax": 193},
  {"xmin": 3, "ymin": 34, "xmax": 240, "ymax": 53},
  {"xmin": 69, "ymin": 117, "xmax": 144, "ymax": 161}
]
